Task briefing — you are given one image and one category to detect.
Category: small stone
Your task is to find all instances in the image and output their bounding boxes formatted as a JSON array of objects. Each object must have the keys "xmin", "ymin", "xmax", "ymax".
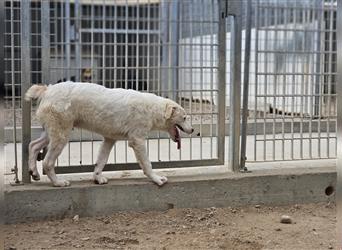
[
  {"xmin": 58, "ymin": 229, "xmax": 65, "ymax": 235},
  {"xmin": 231, "ymin": 209, "xmax": 237, "ymax": 213},
  {"xmin": 9, "ymin": 247, "xmax": 17, "ymax": 250},
  {"xmin": 73, "ymin": 215, "xmax": 79, "ymax": 222},
  {"xmin": 280, "ymin": 215, "xmax": 292, "ymax": 224},
  {"xmin": 81, "ymin": 237, "xmax": 90, "ymax": 241},
  {"xmin": 255, "ymin": 205, "xmax": 261, "ymax": 208},
  {"xmin": 275, "ymin": 228, "xmax": 282, "ymax": 231},
  {"xmin": 328, "ymin": 245, "xmax": 333, "ymax": 249}
]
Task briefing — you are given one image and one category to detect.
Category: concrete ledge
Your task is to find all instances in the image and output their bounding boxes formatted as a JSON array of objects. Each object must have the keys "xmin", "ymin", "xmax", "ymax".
[{"xmin": 4, "ymin": 166, "xmax": 336, "ymax": 224}]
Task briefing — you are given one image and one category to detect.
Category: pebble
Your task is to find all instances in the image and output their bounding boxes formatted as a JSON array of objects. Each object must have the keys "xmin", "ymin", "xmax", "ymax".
[
  {"xmin": 280, "ymin": 215, "xmax": 292, "ymax": 224},
  {"xmin": 9, "ymin": 247, "xmax": 17, "ymax": 250},
  {"xmin": 275, "ymin": 228, "xmax": 282, "ymax": 231},
  {"xmin": 328, "ymin": 245, "xmax": 333, "ymax": 249},
  {"xmin": 73, "ymin": 215, "xmax": 79, "ymax": 222},
  {"xmin": 81, "ymin": 237, "xmax": 90, "ymax": 241},
  {"xmin": 255, "ymin": 205, "xmax": 261, "ymax": 208}
]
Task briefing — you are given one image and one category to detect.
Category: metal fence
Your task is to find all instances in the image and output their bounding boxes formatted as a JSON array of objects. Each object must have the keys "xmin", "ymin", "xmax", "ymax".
[
  {"xmin": 241, "ymin": 0, "xmax": 337, "ymax": 162},
  {"xmin": 3, "ymin": 0, "xmax": 337, "ymax": 184},
  {"xmin": 4, "ymin": 0, "xmax": 231, "ymax": 183}
]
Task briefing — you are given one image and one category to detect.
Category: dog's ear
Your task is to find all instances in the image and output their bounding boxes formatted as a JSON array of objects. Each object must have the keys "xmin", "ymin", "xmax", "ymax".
[{"xmin": 164, "ymin": 103, "xmax": 177, "ymax": 120}]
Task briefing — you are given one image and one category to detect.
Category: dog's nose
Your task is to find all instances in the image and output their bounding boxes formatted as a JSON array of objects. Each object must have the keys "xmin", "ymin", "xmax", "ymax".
[{"xmin": 191, "ymin": 128, "xmax": 194, "ymax": 133}]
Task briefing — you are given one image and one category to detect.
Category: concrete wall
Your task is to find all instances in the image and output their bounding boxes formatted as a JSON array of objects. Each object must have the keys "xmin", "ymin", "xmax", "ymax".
[{"xmin": 5, "ymin": 166, "xmax": 335, "ymax": 224}]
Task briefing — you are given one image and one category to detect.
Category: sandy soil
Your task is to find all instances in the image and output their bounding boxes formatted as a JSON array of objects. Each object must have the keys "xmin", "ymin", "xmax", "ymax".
[{"xmin": 4, "ymin": 202, "xmax": 336, "ymax": 250}]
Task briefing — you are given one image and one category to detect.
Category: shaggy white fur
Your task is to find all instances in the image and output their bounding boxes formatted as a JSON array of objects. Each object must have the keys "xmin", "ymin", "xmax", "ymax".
[{"xmin": 25, "ymin": 82, "xmax": 194, "ymax": 187}]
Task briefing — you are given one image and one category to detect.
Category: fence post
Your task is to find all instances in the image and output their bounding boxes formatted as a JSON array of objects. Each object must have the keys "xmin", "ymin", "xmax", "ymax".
[
  {"xmin": 21, "ymin": 0, "xmax": 31, "ymax": 184},
  {"xmin": 240, "ymin": 0, "xmax": 252, "ymax": 171},
  {"xmin": 41, "ymin": 1, "xmax": 50, "ymax": 85},
  {"xmin": 228, "ymin": 1, "xmax": 242, "ymax": 172},
  {"xmin": 336, "ymin": 0, "xmax": 342, "ymax": 247},
  {"xmin": 217, "ymin": 0, "xmax": 227, "ymax": 165}
]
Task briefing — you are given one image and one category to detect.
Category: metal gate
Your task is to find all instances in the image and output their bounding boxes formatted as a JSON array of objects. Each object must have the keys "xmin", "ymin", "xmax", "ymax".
[
  {"xmin": 4, "ymin": 0, "xmax": 233, "ymax": 183},
  {"xmin": 245, "ymin": 0, "xmax": 337, "ymax": 162}
]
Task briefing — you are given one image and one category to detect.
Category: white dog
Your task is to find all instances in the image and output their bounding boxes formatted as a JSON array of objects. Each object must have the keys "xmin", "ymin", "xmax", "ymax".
[{"xmin": 25, "ymin": 82, "xmax": 194, "ymax": 187}]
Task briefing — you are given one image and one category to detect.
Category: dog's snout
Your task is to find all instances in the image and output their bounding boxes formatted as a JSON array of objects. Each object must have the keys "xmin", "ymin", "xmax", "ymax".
[{"xmin": 191, "ymin": 128, "xmax": 194, "ymax": 133}]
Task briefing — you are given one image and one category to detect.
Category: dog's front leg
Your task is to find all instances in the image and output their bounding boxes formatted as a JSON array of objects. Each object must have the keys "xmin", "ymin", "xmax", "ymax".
[
  {"xmin": 93, "ymin": 138, "xmax": 115, "ymax": 184},
  {"xmin": 128, "ymin": 138, "xmax": 168, "ymax": 186}
]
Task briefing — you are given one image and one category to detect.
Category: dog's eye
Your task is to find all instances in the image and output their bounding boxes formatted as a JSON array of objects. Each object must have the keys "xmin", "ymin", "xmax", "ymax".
[{"xmin": 184, "ymin": 117, "xmax": 186, "ymax": 121}]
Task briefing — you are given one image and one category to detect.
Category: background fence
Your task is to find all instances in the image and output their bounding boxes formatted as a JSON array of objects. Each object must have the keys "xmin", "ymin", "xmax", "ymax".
[
  {"xmin": 243, "ymin": 0, "xmax": 337, "ymax": 162},
  {"xmin": 4, "ymin": 0, "xmax": 228, "ymax": 183},
  {"xmin": 3, "ymin": 0, "xmax": 337, "ymax": 184}
]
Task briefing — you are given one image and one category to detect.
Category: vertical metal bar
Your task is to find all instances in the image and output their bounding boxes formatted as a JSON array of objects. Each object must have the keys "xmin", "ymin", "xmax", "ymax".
[
  {"xmin": 161, "ymin": 0, "xmax": 169, "ymax": 96},
  {"xmin": 254, "ymin": 0, "xmax": 259, "ymax": 161},
  {"xmin": 240, "ymin": 0, "xmax": 252, "ymax": 170},
  {"xmin": 170, "ymin": 0, "xmax": 179, "ymax": 101},
  {"xmin": 11, "ymin": 0, "xmax": 19, "ymax": 183},
  {"xmin": 273, "ymin": 4, "xmax": 278, "ymax": 161},
  {"xmin": 228, "ymin": 2, "xmax": 242, "ymax": 171},
  {"xmin": 135, "ymin": 1, "xmax": 139, "ymax": 92},
  {"xmin": 314, "ymin": 0, "xmax": 322, "ymax": 118},
  {"xmin": 75, "ymin": 0, "xmax": 80, "ymax": 82},
  {"xmin": 157, "ymin": 1, "xmax": 162, "ymax": 161},
  {"xmin": 102, "ymin": 0, "xmax": 106, "ymax": 86},
  {"xmin": 291, "ymin": 6, "xmax": 296, "ymax": 160},
  {"xmin": 282, "ymin": 5, "xmax": 288, "ymax": 160},
  {"xmin": 21, "ymin": 0, "xmax": 31, "ymax": 183},
  {"xmin": 217, "ymin": 0, "xmax": 226, "ymax": 165},
  {"xmin": 189, "ymin": 0, "xmax": 193, "ymax": 160},
  {"xmin": 199, "ymin": 0, "xmax": 204, "ymax": 160},
  {"xmin": 0, "ymin": 0, "xmax": 6, "ymax": 189},
  {"xmin": 336, "ymin": 0, "xmax": 342, "ymax": 247},
  {"xmin": 42, "ymin": 1, "xmax": 50, "ymax": 85},
  {"xmin": 91, "ymin": 1, "xmax": 94, "ymax": 164},
  {"xmin": 210, "ymin": 0, "xmax": 214, "ymax": 159},
  {"xmin": 263, "ymin": 6, "xmax": 268, "ymax": 161},
  {"xmin": 326, "ymin": 0, "xmax": 334, "ymax": 158},
  {"xmin": 65, "ymin": 1, "xmax": 70, "ymax": 81},
  {"xmin": 0, "ymin": 1, "xmax": 6, "ymax": 237},
  {"xmin": 125, "ymin": 0, "xmax": 128, "ymax": 162},
  {"xmin": 300, "ymin": 7, "xmax": 306, "ymax": 159}
]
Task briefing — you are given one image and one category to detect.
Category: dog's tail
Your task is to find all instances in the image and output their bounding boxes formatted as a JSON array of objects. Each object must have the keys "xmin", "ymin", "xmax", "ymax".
[{"xmin": 25, "ymin": 84, "xmax": 48, "ymax": 101}]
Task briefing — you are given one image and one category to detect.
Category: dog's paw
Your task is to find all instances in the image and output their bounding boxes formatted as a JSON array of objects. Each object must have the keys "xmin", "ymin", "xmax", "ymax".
[
  {"xmin": 151, "ymin": 174, "xmax": 168, "ymax": 186},
  {"xmin": 53, "ymin": 180, "xmax": 71, "ymax": 187},
  {"xmin": 94, "ymin": 175, "xmax": 108, "ymax": 185},
  {"xmin": 29, "ymin": 170, "xmax": 40, "ymax": 181}
]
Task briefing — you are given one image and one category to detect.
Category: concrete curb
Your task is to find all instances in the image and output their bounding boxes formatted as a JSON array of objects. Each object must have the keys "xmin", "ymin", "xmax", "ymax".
[{"xmin": 4, "ymin": 167, "xmax": 335, "ymax": 224}]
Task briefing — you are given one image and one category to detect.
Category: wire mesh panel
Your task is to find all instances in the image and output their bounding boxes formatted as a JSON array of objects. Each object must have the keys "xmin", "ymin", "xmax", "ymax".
[
  {"xmin": 11, "ymin": 0, "xmax": 222, "ymax": 174},
  {"xmin": 246, "ymin": 0, "xmax": 337, "ymax": 162}
]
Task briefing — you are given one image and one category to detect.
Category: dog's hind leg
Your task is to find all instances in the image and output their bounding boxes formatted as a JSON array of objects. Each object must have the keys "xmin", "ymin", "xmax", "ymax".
[
  {"xmin": 93, "ymin": 138, "xmax": 115, "ymax": 184},
  {"xmin": 128, "ymin": 138, "xmax": 168, "ymax": 186},
  {"xmin": 28, "ymin": 131, "xmax": 49, "ymax": 181},
  {"xmin": 43, "ymin": 128, "xmax": 71, "ymax": 187}
]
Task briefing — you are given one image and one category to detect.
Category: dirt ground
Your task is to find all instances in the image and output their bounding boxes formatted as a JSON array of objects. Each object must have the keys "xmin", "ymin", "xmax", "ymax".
[{"xmin": 4, "ymin": 202, "xmax": 336, "ymax": 250}]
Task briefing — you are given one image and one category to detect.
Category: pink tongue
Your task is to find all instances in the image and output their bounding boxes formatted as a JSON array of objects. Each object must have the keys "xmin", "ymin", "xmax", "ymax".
[{"xmin": 175, "ymin": 127, "xmax": 181, "ymax": 150}]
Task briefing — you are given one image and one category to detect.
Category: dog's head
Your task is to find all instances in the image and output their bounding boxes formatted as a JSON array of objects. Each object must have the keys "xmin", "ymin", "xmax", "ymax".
[{"xmin": 164, "ymin": 101, "xmax": 194, "ymax": 149}]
